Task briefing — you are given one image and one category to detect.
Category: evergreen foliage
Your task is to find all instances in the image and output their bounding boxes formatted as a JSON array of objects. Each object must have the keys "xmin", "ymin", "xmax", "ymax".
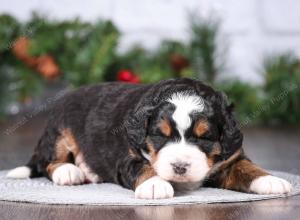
[{"xmin": 0, "ymin": 13, "xmax": 299, "ymax": 125}]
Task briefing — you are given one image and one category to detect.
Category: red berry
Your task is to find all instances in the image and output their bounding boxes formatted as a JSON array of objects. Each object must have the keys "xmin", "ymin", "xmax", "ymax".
[
  {"xmin": 116, "ymin": 69, "xmax": 140, "ymax": 83},
  {"xmin": 117, "ymin": 70, "xmax": 133, "ymax": 81}
]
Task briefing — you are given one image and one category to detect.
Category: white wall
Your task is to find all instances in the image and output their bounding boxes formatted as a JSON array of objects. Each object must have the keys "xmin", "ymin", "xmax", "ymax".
[{"xmin": 1, "ymin": 0, "xmax": 300, "ymax": 84}]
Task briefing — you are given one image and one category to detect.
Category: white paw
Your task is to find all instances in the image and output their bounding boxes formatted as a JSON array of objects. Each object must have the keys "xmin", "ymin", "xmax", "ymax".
[
  {"xmin": 250, "ymin": 175, "xmax": 292, "ymax": 194},
  {"xmin": 6, "ymin": 166, "xmax": 31, "ymax": 179},
  {"xmin": 52, "ymin": 163, "xmax": 85, "ymax": 185},
  {"xmin": 135, "ymin": 176, "xmax": 174, "ymax": 199}
]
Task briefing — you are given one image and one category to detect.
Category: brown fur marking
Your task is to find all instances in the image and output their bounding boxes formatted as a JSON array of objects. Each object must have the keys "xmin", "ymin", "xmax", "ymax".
[
  {"xmin": 193, "ymin": 120, "xmax": 209, "ymax": 137},
  {"xmin": 135, "ymin": 164, "xmax": 156, "ymax": 189},
  {"xmin": 158, "ymin": 118, "xmax": 172, "ymax": 137},
  {"xmin": 207, "ymin": 144, "xmax": 221, "ymax": 168},
  {"xmin": 46, "ymin": 128, "xmax": 80, "ymax": 178},
  {"xmin": 146, "ymin": 140, "xmax": 158, "ymax": 164},
  {"xmin": 220, "ymin": 159, "xmax": 268, "ymax": 192}
]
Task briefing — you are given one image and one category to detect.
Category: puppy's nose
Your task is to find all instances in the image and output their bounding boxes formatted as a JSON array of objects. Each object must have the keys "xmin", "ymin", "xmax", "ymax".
[{"xmin": 171, "ymin": 162, "xmax": 190, "ymax": 175}]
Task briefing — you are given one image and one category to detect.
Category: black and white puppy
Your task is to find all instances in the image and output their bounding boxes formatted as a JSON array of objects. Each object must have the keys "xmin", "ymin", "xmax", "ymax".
[{"xmin": 7, "ymin": 78, "xmax": 292, "ymax": 199}]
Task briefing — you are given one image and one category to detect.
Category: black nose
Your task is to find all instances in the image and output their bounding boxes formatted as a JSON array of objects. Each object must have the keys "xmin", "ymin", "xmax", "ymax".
[{"xmin": 172, "ymin": 162, "xmax": 190, "ymax": 175}]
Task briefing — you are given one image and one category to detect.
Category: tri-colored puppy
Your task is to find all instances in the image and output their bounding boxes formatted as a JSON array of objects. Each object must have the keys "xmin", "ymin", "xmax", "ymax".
[{"xmin": 7, "ymin": 78, "xmax": 292, "ymax": 199}]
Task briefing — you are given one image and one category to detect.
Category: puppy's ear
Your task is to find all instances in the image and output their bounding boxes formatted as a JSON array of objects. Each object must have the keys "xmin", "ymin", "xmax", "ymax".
[
  {"xmin": 218, "ymin": 92, "xmax": 243, "ymax": 160},
  {"xmin": 126, "ymin": 105, "xmax": 155, "ymax": 149}
]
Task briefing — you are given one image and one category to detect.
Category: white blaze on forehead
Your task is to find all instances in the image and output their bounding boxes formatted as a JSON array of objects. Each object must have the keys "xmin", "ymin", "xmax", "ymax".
[{"xmin": 167, "ymin": 92, "xmax": 205, "ymax": 132}]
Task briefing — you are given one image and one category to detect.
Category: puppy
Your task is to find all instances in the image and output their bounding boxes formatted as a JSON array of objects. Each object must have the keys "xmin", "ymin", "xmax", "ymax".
[{"xmin": 7, "ymin": 78, "xmax": 292, "ymax": 199}]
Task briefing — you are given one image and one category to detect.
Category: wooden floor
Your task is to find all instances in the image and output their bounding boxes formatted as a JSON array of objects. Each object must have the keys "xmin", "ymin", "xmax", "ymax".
[{"xmin": 0, "ymin": 115, "xmax": 300, "ymax": 220}]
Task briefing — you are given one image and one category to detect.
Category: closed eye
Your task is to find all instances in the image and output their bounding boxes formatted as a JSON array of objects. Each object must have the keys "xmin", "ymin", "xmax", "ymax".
[
  {"xmin": 149, "ymin": 134, "xmax": 169, "ymax": 149},
  {"xmin": 188, "ymin": 129, "xmax": 216, "ymax": 143},
  {"xmin": 199, "ymin": 130, "xmax": 218, "ymax": 142}
]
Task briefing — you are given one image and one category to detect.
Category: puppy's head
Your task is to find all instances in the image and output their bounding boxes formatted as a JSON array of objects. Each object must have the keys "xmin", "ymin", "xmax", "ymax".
[{"xmin": 127, "ymin": 83, "xmax": 243, "ymax": 183}]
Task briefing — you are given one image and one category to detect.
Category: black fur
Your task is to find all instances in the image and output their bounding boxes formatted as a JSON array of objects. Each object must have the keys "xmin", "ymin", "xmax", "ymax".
[{"xmin": 26, "ymin": 78, "xmax": 243, "ymax": 189}]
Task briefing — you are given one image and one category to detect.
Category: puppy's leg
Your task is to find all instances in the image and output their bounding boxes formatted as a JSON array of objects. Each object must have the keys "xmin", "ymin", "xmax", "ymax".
[
  {"xmin": 46, "ymin": 129, "xmax": 85, "ymax": 185},
  {"xmin": 213, "ymin": 158, "xmax": 292, "ymax": 194},
  {"xmin": 134, "ymin": 164, "xmax": 174, "ymax": 199},
  {"xmin": 116, "ymin": 153, "xmax": 174, "ymax": 199}
]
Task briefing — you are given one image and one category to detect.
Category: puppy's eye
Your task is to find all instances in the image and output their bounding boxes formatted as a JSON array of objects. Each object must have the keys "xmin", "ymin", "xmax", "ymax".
[
  {"xmin": 150, "ymin": 135, "xmax": 169, "ymax": 149},
  {"xmin": 198, "ymin": 135, "xmax": 213, "ymax": 142},
  {"xmin": 198, "ymin": 131, "xmax": 218, "ymax": 142},
  {"xmin": 158, "ymin": 130, "xmax": 170, "ymax": 137}
]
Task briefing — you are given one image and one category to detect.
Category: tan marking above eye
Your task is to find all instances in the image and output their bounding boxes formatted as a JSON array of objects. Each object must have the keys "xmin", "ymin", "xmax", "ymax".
[
  {"xmin": 158, "ymin": 118, "xmax": 172, "ymax": 137},
  {"xmin": 193, "ymin": 120, "xmax": 209, "ymax": 137}
]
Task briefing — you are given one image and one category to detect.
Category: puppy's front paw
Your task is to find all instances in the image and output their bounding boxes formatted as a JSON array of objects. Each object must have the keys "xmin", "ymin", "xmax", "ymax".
[
  {"xmin": 135, "ymin": 176, "xmax": 174, "ymax": 199},
  {"xmin": 250, "ymin": 175, "xmax": 292, "ymax": 194},
  {"xmin": 52, "ymin": 163, "xmax": 85, "ymax": 185}
]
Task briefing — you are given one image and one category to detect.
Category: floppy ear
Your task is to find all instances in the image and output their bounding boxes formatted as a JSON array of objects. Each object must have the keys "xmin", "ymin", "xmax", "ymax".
[
  {"xmin": 218, "ymin": 93, "xmax": 243, "ymax": 160},
  {"xmin": 126, "ymin": 105, "xmax": 155, "ymax": 149}
]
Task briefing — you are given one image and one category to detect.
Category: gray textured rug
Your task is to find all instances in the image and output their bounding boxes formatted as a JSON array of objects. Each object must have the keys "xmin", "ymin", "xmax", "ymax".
[{"xmin": 0, "ymin": 170, "xmax": 299, "ymax": 206}]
